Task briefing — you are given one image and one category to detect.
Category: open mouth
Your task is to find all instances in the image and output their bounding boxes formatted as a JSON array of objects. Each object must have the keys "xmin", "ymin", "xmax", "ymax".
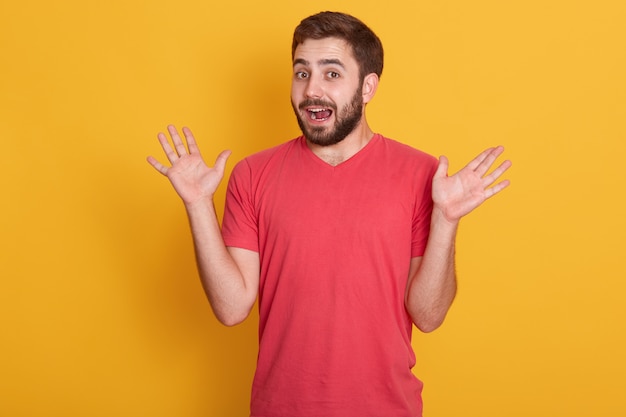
[{"xmin": 307, "ymin": 108, "xmax": 333, "ymax": 121}]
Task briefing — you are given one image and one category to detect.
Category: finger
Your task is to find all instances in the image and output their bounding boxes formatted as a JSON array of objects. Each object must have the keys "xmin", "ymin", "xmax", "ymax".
[
  {"xmin": 485, "ymin": 178, "xmax": 511, "ymax": 199},
  {"xmin": 213, "ymin": 150, "xmax": 232, "ymax": 174},
  {"xmin": 482, "ymin": 159, "xmax": 512, "ymax": 187},
  {"xmin": 167, "ymin": 125, "xmax": 189, "ymax": 157},
  {"xmin": 182, "ymin": 126, "xmax": 201, "ymax": 155},
  {"xmin": 157, "ymin": 131, "xmax": 179, "ymax": 164},
  {"xmin": 146, "ymin": 155, "xmax": 168, "ymax": 175},
  {"xmin": 475, "ymin": 146, "xmax": 505, "ymax": 177},
  {"xmin": 434, "ymin": 155, "xmax": 449, "ymax": 179},
  {"xmin": 465, "ymin": 147, "xmax": 495, "ymax": 171}
]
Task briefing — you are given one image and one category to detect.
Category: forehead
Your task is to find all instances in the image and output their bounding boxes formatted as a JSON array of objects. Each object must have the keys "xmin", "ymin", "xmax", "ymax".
[{"xmin": 293, "ymin": 37, "xmax": 357, "ymax": 67}]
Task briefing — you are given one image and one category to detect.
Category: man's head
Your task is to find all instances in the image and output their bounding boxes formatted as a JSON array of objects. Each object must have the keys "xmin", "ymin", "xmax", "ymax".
[
  {"xmin": 290, "ymin": 12, "xmax": 383, "ymax": 147},
  {"xmin": 292, "ymin": 11, "xmax": 384, "ymax": 82}
]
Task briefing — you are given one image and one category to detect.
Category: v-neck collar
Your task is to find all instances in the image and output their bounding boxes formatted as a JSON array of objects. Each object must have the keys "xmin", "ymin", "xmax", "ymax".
[{"xmin": 299, "ymin": 134, "xmax": 382, "ymax": 170}]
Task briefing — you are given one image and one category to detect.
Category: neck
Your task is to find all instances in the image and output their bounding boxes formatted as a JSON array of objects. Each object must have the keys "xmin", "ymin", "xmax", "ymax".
[{"xmin": 306, "ymin": 122, "xmax": 374, "ymax": 166}]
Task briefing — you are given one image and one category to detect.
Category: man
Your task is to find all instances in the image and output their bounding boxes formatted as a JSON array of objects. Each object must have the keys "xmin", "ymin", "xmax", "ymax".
[{"xmin": 147, "ymin": 11, "xmax": 511, "ymax": 417}]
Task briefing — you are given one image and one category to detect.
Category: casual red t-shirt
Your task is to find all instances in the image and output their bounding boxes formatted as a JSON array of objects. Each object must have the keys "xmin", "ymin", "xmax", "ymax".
[{"xmin": 222, "ymin": 134, "xmax": 438, "ymax": 417}]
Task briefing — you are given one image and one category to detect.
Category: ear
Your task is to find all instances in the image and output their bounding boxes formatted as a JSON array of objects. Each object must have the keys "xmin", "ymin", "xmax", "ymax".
[{"xmin": 361, "ymin": 73, "xmax": 379, "ymax": 104}]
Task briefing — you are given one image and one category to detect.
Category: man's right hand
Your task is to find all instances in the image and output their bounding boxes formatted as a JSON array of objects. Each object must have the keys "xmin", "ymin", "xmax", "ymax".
[{"xmin": 147, "ymin": 125, "xmax": 231, "ymax": 205}]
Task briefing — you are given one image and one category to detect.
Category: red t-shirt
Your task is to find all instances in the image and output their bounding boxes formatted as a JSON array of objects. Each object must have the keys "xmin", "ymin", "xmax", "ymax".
[{"xmin": 222, "ymin": 134, "xmax": 437, "ymax": 417}]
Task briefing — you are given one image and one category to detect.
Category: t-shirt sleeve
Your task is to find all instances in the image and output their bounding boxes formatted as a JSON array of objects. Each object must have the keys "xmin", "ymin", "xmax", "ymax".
[
  {"xmin": 221, "ymin": 159, "xmax": 259, "ymax": 252},
  {"xmin": 411, "ymin": 157, "xmax": 438, "ymax": 257}
]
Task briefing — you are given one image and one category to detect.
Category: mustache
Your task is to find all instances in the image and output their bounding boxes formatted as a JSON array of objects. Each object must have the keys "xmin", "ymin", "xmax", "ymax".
[{"xmin": 298, "ymin": 99, "xmax": 336, "ymax": 110}]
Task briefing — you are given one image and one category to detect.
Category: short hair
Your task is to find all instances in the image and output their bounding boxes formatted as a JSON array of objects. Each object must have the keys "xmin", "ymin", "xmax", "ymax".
[{"xmin": 292, "ymin": 11, "xmax": 384, "ymax": 80}]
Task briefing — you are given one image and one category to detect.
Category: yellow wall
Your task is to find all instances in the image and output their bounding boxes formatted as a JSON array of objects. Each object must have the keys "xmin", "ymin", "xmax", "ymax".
[{"xmin": 1, "ymin": 1, "xmax": 624, "ymax": 416}]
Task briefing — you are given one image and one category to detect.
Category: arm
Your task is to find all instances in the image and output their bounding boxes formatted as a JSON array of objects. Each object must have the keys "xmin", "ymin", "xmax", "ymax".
[
  {"xmin": 405, "ymin": 146, "xmax": 511, "ymax": 332},
  {"xmin": 147, "ymin": 125, "xmax": 259, "ymax": 326}
]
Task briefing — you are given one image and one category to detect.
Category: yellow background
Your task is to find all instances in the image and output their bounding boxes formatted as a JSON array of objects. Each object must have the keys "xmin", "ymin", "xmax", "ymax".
[{"xmin": 1, "ymin": 0, "xmax": 624, "ymax": 416}]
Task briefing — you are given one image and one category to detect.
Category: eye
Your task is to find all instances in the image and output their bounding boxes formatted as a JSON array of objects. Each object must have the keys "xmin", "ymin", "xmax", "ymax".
[
  {"xmin": 327, "ymin": 71, "xmax": 340, "ymax": 79},
  {"xmin": 295, "ymin": 71, "xmax": 308, "ymax": 79}
]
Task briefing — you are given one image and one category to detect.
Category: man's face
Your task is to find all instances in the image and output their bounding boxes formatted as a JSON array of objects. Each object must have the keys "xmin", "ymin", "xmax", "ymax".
[{"xmin": 291, "ymin": 37, "xmax": 364, "ymax": 147}]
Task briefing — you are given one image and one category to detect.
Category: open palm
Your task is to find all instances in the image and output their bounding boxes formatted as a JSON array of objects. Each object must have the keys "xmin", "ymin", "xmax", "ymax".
[
  {"xmin": 432, "ymin": 146, "xmax": 511, "ymax": 222},
  {"xmin": 147, "ymin": 125, "xmax": 231, "ymax": 205}
]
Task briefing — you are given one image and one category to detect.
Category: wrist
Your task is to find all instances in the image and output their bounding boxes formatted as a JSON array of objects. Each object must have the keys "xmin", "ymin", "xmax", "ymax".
[
  {"xmin": 431, "ymin": 206, "xmax": 460, "ymax": 232},
  {"xmin": 184, "ymin": 195, "xmax": 216, "ymax": 216}
]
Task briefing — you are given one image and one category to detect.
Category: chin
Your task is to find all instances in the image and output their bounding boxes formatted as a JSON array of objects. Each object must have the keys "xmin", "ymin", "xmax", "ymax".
[{"xmin": 306, "ymin": 133, "xmax": 346, "ymax": 147}]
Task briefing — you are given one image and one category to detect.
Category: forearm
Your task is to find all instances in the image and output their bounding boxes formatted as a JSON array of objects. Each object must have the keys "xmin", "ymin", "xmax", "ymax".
[
  {"xmin": 185, "ymin": 197, "xmax": 257, "ymax": 326},
  {"xmin": 405, "ymin": 208, "xmax": 458, "ymax": 332}
]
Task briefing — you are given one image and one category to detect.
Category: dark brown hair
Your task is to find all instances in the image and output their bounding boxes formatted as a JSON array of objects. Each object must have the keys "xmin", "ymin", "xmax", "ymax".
[{"xmin": 291, "ymin": 11, "xmax": 384, "ymax": 80}]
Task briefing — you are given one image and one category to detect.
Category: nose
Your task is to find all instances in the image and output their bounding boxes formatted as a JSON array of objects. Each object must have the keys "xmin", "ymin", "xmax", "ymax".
[{"xmin": 304, "ymin": 76, "xmax": 323, "ymax": 99}]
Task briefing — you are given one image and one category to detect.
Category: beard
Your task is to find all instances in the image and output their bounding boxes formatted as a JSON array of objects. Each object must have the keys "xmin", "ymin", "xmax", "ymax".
[{"xmin": 292, "ymin": 86, "xmax": 364, "ymax": 147}]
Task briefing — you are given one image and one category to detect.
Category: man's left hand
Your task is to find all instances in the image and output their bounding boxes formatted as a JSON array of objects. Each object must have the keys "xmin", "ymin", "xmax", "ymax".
[{"xmin": 432, "ymin": 146, "xmax": 512, "ymax": 223}]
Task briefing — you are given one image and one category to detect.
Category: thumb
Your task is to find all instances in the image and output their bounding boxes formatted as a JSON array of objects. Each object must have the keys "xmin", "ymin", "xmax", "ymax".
[
  {"xmin": 434, "ymin": 155, "xmax": 449, "ymax": 179},
  {"xmin": 214, "ymin": 150, "xmax": 232, "ymax": 175}
]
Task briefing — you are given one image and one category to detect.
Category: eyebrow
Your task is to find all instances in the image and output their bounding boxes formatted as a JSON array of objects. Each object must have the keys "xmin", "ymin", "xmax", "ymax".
[{"xmin": 293, "ymin": 58, "xmax": 346, "ymax": 69}]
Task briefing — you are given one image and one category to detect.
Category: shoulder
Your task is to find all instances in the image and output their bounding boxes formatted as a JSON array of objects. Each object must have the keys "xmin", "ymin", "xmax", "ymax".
[
  {"xmin": 238, "ymin": 137, "xmax": 302, "ymax": 167},
  {"xmin": 375, "ymin": 134, "xmax": 438, "ymax": 172},
  {"xmin": 377, "ymin": 135, "xmax": 435, "ymax": 159},
  {"xmin": 231, "ymin": 136, "xmax": 304, "ymax": 176}
]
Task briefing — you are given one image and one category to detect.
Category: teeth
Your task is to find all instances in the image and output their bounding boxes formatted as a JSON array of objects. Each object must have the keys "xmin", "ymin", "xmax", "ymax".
[{"xmin": 307, "ymin": 108, "xmax": 331, "ymax": 121}]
